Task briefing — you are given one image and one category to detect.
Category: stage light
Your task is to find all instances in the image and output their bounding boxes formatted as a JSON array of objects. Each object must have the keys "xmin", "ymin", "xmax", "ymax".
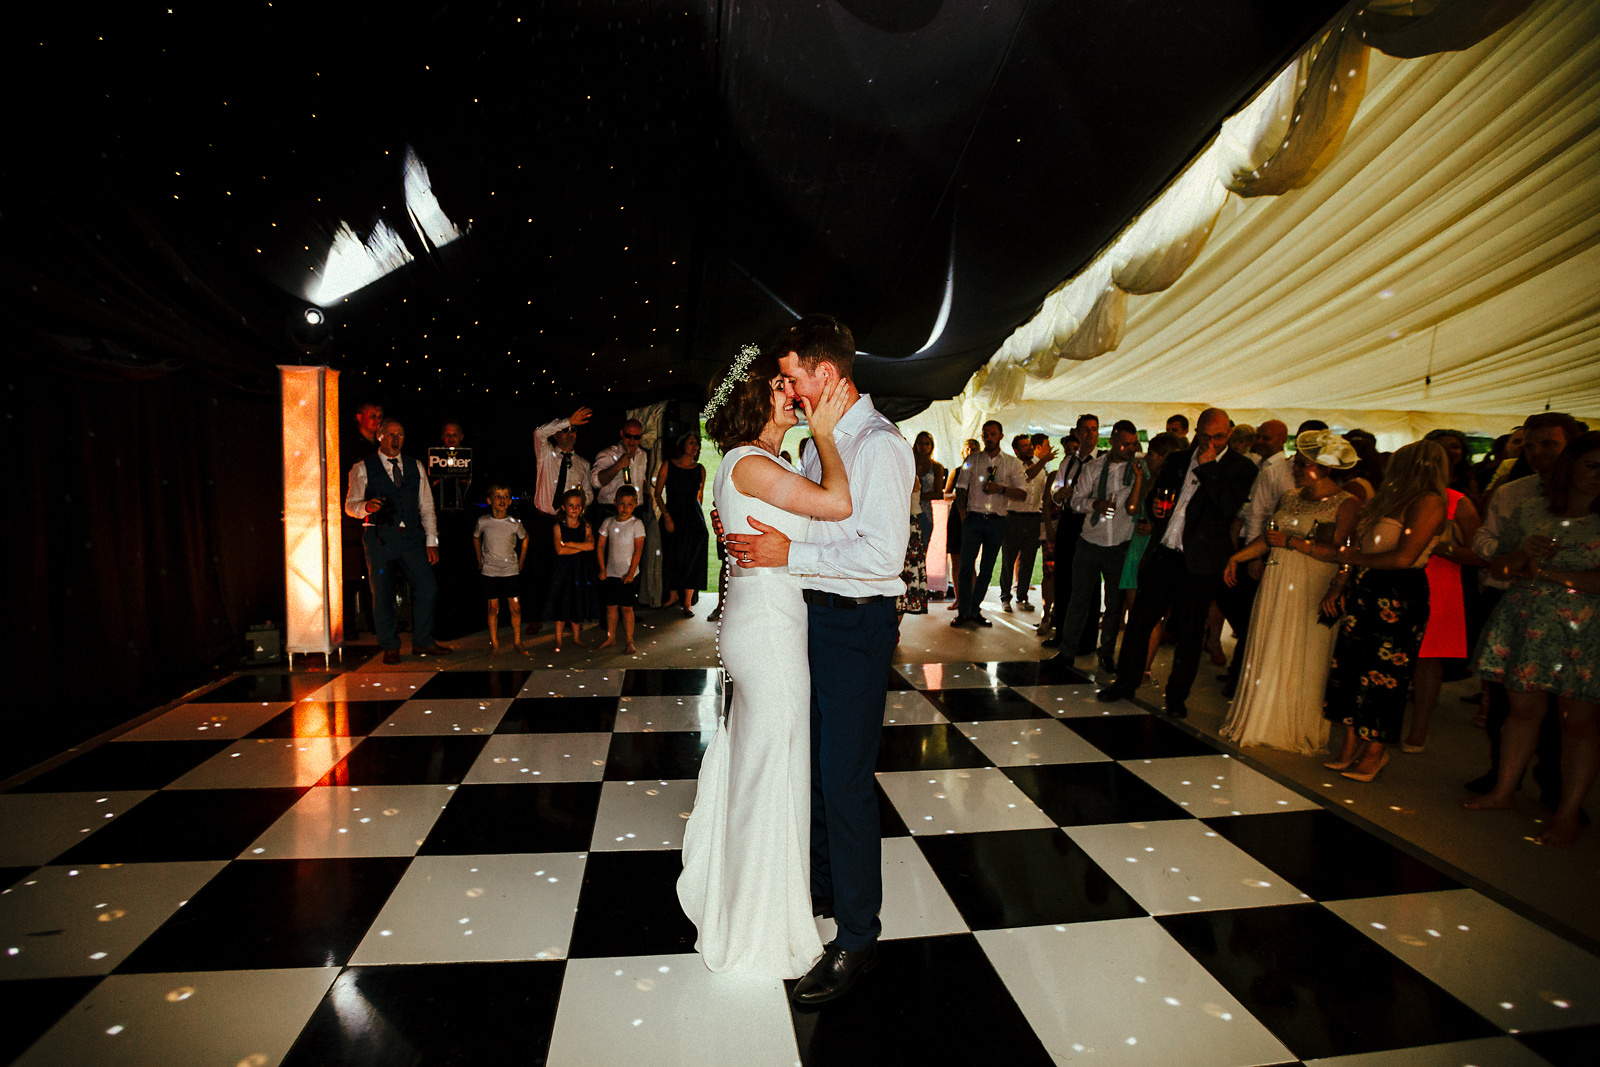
[{"xmin": 304, "ymin": 307, "xmax": 325, "ymax": 326}]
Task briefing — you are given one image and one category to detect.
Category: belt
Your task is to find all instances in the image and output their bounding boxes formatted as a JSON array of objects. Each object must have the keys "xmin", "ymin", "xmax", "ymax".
[{"xmin": 802, "ymin": 589, "xmax": 894, "ymax": 609}]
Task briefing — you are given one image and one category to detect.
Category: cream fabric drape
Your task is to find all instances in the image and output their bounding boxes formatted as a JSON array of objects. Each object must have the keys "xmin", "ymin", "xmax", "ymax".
[{"xmin": 939, "ymin": 0, "xmax": 1596, "ymax": 458}]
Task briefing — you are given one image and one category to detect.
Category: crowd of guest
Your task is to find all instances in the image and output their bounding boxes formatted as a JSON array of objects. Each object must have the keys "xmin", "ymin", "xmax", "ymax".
[{"xmin": 936, "ymin": 407, "xmax": 1597, "ymax": 849}]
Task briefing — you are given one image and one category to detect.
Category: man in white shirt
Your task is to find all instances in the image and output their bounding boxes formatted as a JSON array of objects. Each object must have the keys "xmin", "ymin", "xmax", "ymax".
[
  {"xmin": 952, "ymin": 420, "xmax": 1026, "ymax": 627},
  {"xmin": 344, "ymin": 420, "xmax": 453, "ymax": 664},
  {"xmin": 1052, "ymin": 420, "xmax": 1140, "ymax": 672},
  {"xmin": 528, "ymin": 407, "xmax": 595, "ymax": 630},
  {"xmin": 1042, "ymin": 414, "xmax": 1101, "ymax": 651},
  {"xmin": 724, "ymin": 314, "xmax": 913, "ymax": 1006},
  {"xmin": 999, "ymin": 434, "xmax": 1056, "ymax": 612},
  {"xmin": 590, "ymin": 417, "xmax": 651, "ymax": 524},
  {"xmin": 1465, "ymin": 411, "xmax": 1579, "ymax": 801}
]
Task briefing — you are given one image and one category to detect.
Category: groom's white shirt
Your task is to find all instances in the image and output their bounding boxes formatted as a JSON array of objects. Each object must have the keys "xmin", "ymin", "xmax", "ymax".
[{"xmin": 789, "ymin": 393, "xmax": 915, "ymax": 597}]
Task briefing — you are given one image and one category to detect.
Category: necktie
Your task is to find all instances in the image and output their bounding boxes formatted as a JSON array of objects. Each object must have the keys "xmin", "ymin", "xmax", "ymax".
[
  {"xmin": 390, "ymin": 458, "xmax": 403, "ymax": 487},
  {"xmin": 556, "ymin": 453, "xmax": 571, "ymax": 498},
  {"xmin": 1089, "ymin": 458, "xmax": 1113, "ymax": 525}
]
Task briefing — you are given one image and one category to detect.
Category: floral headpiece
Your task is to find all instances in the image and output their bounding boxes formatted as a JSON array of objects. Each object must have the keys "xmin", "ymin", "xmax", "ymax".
[
  {"xmin": 1295, "ymin": 429, "xmax": 1357, "ymax": 470},
  {"xmin": 700, "ymin": 343, "xmax": 760, "ymax": 421}
]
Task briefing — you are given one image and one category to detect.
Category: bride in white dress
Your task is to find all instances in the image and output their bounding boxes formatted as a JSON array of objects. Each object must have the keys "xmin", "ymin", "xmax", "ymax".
[{"xmin": 677, "ymin": 344, "xmax": 853, "ymax": 978}]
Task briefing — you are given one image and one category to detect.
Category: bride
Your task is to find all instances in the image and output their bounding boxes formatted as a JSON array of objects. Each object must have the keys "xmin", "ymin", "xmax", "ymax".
[{"xmin": 676, "ymin": 342, "xmax": 853, "ymax": 978}]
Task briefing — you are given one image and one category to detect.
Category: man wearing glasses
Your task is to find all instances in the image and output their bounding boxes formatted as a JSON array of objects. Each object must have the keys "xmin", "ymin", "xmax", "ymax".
[
  {"xmin": 1097, "ymin": 407, "xmax": 1257, "ymax": 718},
  {"xmin": 590, "ymin": 418, "xmax": 652, "ymax": 527}
]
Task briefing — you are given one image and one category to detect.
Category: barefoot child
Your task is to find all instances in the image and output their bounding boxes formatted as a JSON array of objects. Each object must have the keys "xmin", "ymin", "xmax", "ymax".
[
  {"xmin": 543, "ymin": 489, "xmax": 599, "ymax": 651},
  {"xmin": 597, "ymin": 486, "xmax": 647, "ymax": 653},
  {"xmin": 474, "ymin": 485, "xmax": 530, "ymax": 654}
]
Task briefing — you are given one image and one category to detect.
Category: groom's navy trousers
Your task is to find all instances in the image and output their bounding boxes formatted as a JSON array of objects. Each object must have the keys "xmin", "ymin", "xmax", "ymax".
[{"xmin": 807, "ymin": 594, "xmax": 897, "ymax": 952}]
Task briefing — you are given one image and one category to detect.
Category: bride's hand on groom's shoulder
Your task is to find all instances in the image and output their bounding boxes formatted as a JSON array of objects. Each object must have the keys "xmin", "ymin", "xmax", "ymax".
[{"xmin": 801, "ymin": 377, "xmax": 849, "ymax": 438}]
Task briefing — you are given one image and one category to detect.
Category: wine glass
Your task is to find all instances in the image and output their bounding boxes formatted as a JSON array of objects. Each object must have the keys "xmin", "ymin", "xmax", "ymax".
[{"xmin": 1265, "ymin": 518, "xmax": 1281, "ymax": 565}]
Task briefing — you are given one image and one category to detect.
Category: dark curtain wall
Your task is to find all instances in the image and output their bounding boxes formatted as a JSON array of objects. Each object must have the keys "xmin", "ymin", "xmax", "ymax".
[{"xmin": 3, "ymin": 357, "xmax": 283, "ymax": 777}]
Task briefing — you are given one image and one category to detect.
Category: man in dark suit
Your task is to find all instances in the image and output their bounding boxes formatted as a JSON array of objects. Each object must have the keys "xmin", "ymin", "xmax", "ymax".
[{"xmin": 1097, "ymin": 408, "xmax": 1257, "ymax": 717}]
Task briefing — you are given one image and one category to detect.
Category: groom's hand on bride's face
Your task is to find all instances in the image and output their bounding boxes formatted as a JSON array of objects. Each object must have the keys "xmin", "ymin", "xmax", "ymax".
[{"xmin": 726, "ymin": 517, "xmax": 790, "ymax": 568}]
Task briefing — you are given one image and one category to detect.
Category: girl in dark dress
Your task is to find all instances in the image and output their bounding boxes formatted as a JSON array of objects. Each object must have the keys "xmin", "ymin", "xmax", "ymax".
[
  {"xmin": 544, "ymin": 489, "xmax": 600, "ymax": 650},
  {"xmin": 656, "ymin": 432, "xmax": 709, "ymax": 616}
]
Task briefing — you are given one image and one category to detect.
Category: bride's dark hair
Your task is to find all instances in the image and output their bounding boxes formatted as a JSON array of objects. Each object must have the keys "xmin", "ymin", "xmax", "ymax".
[{"xmin": 704, "ymin": 345, "xmax": 782, "ymax": 453}]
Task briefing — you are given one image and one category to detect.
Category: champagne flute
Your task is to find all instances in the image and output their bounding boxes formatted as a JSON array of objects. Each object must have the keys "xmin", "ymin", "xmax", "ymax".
[{"xmin": 1265, "ymin": 518, "xmax": 1281, "ymax": 566}]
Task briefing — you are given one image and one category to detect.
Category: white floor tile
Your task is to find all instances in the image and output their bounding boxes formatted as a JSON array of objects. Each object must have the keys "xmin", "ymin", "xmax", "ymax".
[
  {"xmin": 303, "ymin": 671, "xmax": 436, "ymax": 701},
  {"xmin": 1122, "ymin": 754, "xmax": 1323, "ymax": 816},
  {"xmin": 1304, "ymin": 1035, "xmax": 1553, "ymax": 1066},
  {"xmin": 461, "ymin": 733, "xmax": 611, "ymax": 783},
  {"xmin": 1066, "ymin": 820, "xmax": 1310, "ymax": 914},
  {"xmin": 895, "ymin": 662, "xmax": 997, "ymax": 689},
  {"xmin": 976, "ymin": 919, "xmax": 1294, "ymax": 1067},
  {"xmin": 960, "ymin": 718, "xmax": 1111, "ymax": 766},
  {"xmin": 164, "ymin": 736, "xmax": 357, "ymax": 789},
  {"xmin": 813, "ymin": 837, "xmax": 968, "ymax": 944},
  {"xmin": 241, "ymin": 784, "xmax": 456, "ymax": 859},
  {"xmin": 373, "ymin": 697, "xmax": 512, "ymax": 736},
  {"xmin": 876, "ymin": 767, "xmax": 1056, "ymax": 835},
  {"xmin": 1325, "ymin": 888, "xmax": 1600, "ymax": 1034},
  {"xmin": 614, "ymin": 695, "xmax": 720, "ymax": 733},
  {"xmin": 0, "ymin": 861, "xmax": 226, "ymax": 978},
  {"xmin": 349, "ymin": 853, "xmax": 587, "ymax": 965},
  {"xmin": 589, "ymin": 780, "xmax": 697, "ymax": 850},
  {"xmin": 113, "ymin": 702, "xmax": 292, "ymax": 741},
  {"xmin": 14, "ymin": 967, "xmax": 339, "ymax": 1067},
  {"xmin": 0, "ymin": 791, "xmax": 155, "ymax": 867},
  {"xmin": 547, "ymin": 953, "xmax": 799, "ymax": 1067},
  {"xmin": 1009, "ymin": 684, "xmax": 1145, "ymax": 718},
  {"xmin": 883, "ymin": 691, "xmax": 948, "ymax": 726},
  {"xmin": 520, "ymin": 668, "xmax": 627, "ymax": 697}
]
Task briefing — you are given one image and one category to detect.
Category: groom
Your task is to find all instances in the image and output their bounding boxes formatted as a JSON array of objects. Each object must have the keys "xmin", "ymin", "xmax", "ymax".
[{"xmin": 726, "ymin": 314, "xmax": 914, "ymax": 1005}]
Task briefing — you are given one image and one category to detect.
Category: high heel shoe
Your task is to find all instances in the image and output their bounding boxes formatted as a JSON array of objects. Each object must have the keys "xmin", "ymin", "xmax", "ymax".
[
  {"xmin": 1323, "ymin": 757, "xmax": 1357, "ymax": 771},
  {"xmin": 1342, "ymin": 751, "xmax": 1390, "ymax": 783}
]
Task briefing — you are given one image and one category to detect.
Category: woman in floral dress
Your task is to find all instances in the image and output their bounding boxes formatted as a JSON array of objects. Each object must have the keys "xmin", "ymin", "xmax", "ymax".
[{"xmin": 1465, "ymin": 432, "xmax": 1600, "ymax": 847}]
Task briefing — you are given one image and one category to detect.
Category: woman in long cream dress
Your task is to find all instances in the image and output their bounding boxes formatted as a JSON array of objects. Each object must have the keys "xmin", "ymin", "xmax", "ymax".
[
  {"xmin": 676, "ymin": 344, "xmax": 852, "ymax": 978},
  {"xmin": 1221, "ymin": 431, "xmax": 1360, "ymax": 753}
]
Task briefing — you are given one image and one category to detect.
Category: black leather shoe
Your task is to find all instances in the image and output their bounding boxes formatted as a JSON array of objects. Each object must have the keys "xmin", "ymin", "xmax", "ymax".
[
  {"xmin": 1166, "ymin": 700, "xmax": 1189, "ymax": 719},
  {"xmin": 973, "ymin": 615, "xmax": 993, "ymax": 627},
  {"xmin": 1096, "ymin": 686, "xmax": 1127, "ymax": 703},
  {"xmin": 1097, "ymin": 650, "xmax": 1116, "ymax": 674},
  {"xmin": 1039, "ymin": 637, "xmax": 1062, "ymax": 648},
  {"xmin": 792, "ymin": 942, "xmax": 878, "ymax": 1006},
  {"xmin": 811, "ymin": 895, "xmax": 834, "ymax": 919}
]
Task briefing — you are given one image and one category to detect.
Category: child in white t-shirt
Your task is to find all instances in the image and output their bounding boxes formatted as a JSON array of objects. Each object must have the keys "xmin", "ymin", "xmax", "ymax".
[
  {"xmin": 596, "ymin": 486, "xmax": 646, "ymax": 653},
  {"xmin": 473, "ymin": 485, "xmax": 529, "ymax": 654}
]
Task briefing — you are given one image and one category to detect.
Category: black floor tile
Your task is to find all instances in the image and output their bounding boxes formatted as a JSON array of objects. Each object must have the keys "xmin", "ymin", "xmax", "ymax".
[
  {"xmin": 114, "ymin": 856, "xmax": 412, "ymax": 973},
  {"xmin": 418, "ymin": 783, "xmax": 602, "ymax": 854},
  {"xmin": 886, "ymin": 668, "xmax": 916, "ymax": 691},
  {"xmin": 925, "ymin": 687, "xmax": 1051, "ymax": 722},
  {"xmin": 1061, "ymin": 714, "xmax": 1218, "ymax": 760},
  {"xmin": 620, "ymin": 668, "xmax": 722, "ymax": 696},
  {"xmin": 1004, "ymin": 762, "xmax": 1190, "ymax": 826},
  {"xmin": 497, "ymin": 695, "xmax": 619, "ymax": 733},
  {"xmin": 0, "ymin": 975, "xmax": 103, "ymax": 1064},
  {"xmin": 1204, "ymin": 810, "xmax": 1462, "ymax": 901},
  {"xmin": 567, "ymin": 850, "xmax": 699, "ymax": 958},
  {"xmin": 787, "ymin": 934, "xmax": 1055, "ymax": 1067},
  {"xmin": 1158, "ymin": 903, "xmax": 1498, "ymax": 1060},
  {"xmin": 411, "ymin": 669, "xmax": 533, "ymax": 700},
  {"xmin": 246, "ymin": 699, "xmax": 407, "ymax": 738},
  {"xmin": 1517, "ymin": 1023, "xmax": 1600, "ymax": 1067},
  {"xmin": 916, "ymin": 828, "xmax": 1146, "ymax": 929},
  {"xmin": 281, "ymin": 960, "xmax": 565, "ymax": 1067},
  {"xmin": 316, "ymin": 735, "xmax": 489, "ymax": 786},
  {"xmin": 603, "ymin": 731, "xmax": 707, "ymax": 780},
  {"xmin": 875, "ymin": 723, "xmax": 991, "ymax": 772},
  {"xmin": 10, "ymin": 740, "xmax": 233, "ymax": 793},
  {"xmin": 191, "ymin": 673, "xmax": 333, "ymax": 703},
  {"xmin": 876, "ymin": 779, "xmax": 910, "ymax": 837},
  {"xmin": 1, "ymin": 865, "xmax": 38, "ymax": 889},
  {"xmin": 53, "ymin": 787, "xmax": 307, "ymax": 864},
  {"xmin": 980, "ymin": 659, "xmax": 1093, "ymax": 687}
]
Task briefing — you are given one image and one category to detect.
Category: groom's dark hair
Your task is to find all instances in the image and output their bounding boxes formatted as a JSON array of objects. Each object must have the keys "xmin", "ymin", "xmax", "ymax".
[{"xmin": 781, "ymin": 313, "xmax": 855, "ymax": 380}]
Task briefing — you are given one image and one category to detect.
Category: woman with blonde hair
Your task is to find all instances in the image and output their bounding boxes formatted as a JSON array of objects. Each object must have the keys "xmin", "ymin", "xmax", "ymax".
[
  {"xmin": 1321, "ymin": 439, "xmax": 1449, "ymax": 782},
  {"xmin": 943, "ymin": 438, "xmax": 980, "ymax": 610}
]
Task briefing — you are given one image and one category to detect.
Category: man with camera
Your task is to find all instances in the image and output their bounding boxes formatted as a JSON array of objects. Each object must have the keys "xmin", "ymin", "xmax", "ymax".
[{"xmin": 345, "ymin": 419, "xmax": 454, "ymax": 664}]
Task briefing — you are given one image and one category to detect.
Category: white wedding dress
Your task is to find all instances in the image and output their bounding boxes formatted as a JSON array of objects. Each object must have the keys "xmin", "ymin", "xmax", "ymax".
[{"xmin": 677, "ymin": 446, "xmax": 823, "ymax": 978}]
